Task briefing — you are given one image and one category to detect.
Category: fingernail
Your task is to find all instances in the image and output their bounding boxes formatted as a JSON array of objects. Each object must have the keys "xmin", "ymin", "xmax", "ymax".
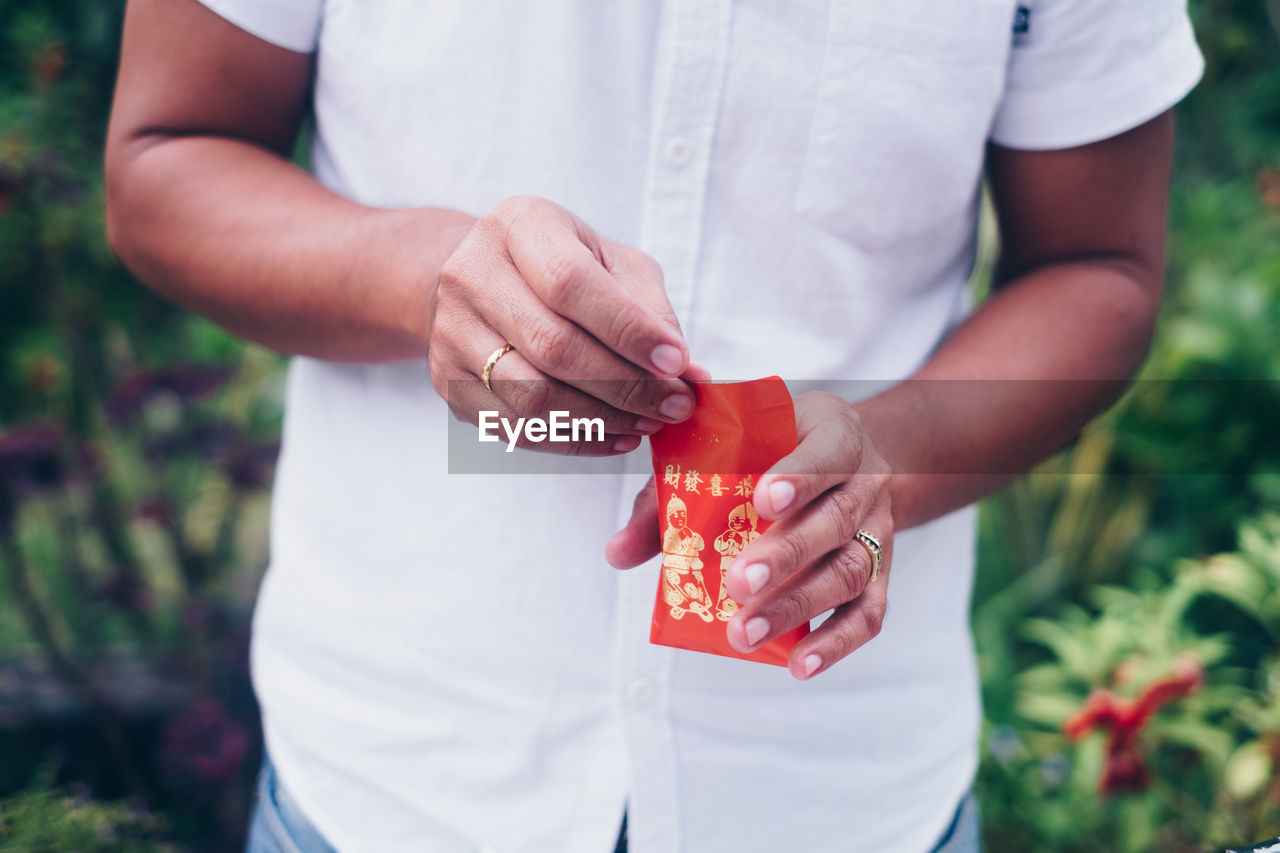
[
  {"xmin": 745, "ymin": 617, "xmax": 769, "ymax": 647},
  {"xmin": 744, "ymin": 563, "xmax": 770, "ymax": 594},
  {"xmin": 613, "ymin": 435, "xmax": 642, "ymax": 452},
  {"xmin": 650, "ymin": 343, "xmax": 685, "ymax": 375},
  {"xmin": 633, "ymin": 417, "xmax": 663, "ymax": 433},
  {"xmin": 659, "ymin": 394, "xmax": 693, "ymax": 420},
  {"xmin": 803, "ymin": 653, "xmax": 822, "ymax": 677},
  {"xmin": 767, "ymin": 480, "xmax": 795, "ymax": 514}
]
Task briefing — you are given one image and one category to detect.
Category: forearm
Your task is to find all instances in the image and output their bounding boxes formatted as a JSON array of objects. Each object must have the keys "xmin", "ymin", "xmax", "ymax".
[
  {"xmin": 858, "ymin": 256, "xmax": 1158, "ymax": 531},
  {"xmin": 105, "ymin": 134, "xmax": 474, "ymax": 361}
]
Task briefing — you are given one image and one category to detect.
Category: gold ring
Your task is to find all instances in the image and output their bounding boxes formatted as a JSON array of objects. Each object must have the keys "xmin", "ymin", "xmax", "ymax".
[
  {"xmin": 854, "ymin": 529, "xmax": 882, "ymax": 584},
  {"xmin": 481, "ymin": 343, "xmax": 513, "ymax": 393}
]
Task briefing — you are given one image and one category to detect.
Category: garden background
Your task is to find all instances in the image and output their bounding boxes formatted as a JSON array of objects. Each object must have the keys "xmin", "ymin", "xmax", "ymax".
[{"xmin": 1, "ymin": 1, "xmax": 1279, "ymax": 850}]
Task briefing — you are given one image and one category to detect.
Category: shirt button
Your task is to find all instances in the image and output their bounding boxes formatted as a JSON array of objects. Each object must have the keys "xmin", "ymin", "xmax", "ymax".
[
  {"xmin": 663, "ymin": 137, "xmax": 692, "ymax": 168},
  {"xmin": 627, "ymin": 677, "xmax": 654, "ymax": 705}
]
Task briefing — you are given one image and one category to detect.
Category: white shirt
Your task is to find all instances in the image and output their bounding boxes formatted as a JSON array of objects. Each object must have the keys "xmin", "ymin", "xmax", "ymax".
[{"xmin": 195, "ymin": 2, "xmax": 1202, "ymax": 851}]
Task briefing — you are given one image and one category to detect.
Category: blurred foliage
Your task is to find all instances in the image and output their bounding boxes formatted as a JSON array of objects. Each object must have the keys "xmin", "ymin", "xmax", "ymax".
[
  {"xmin": 975, "ymin": 1, "xmax": 1280, "ymax": 850},
  {"xmin": 0, "ymin": 764, "xmax": 177, "ymax": 853},
  {"xmin": 0, "ymin": 0, "xmax": 1277, "ymax": 851},
  {"xmin": 980, "ymin": 517, "xmax": 1280, "ymax": 851},
  {"xmin": 0, "ymin": 1, "xmax": 279, "ymax": 850}
]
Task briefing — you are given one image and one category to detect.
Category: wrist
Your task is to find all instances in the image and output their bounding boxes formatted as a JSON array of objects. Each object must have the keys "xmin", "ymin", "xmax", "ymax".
[
  {"xmin": 851, "ymin": 387, "xmax": 926, "ymax": 531},
  {"xmin": 368, "ymin": 206, "xmax": 477, "ymax": 352}
]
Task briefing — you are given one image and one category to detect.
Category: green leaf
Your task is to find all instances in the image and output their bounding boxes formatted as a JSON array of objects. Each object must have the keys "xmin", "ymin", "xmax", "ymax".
[{"xmin": 1223, "ymin": 741, "xmax": 1273, "ymax": 800}]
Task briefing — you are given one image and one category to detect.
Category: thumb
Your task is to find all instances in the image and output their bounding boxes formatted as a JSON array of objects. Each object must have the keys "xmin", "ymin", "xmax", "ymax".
[{"xmin": 605, "ymin": 476, "xmax": 661, "ymax": 569}]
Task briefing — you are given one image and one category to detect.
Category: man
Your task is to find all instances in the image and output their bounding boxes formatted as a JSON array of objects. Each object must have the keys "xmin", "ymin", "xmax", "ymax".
[{"xmin": 104, "ymin": 0, "xmax": 1203, "ymax": 850}]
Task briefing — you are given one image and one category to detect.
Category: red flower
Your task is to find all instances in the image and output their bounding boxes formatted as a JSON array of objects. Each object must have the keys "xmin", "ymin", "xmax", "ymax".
[
  {"xmin": 1064, "ymin": 654, "xmax": 1203, "ymax": 794},
  {"xmin": 161, "ymin": 698, "xmax": 249, "ymax": 787},
  {"xmin": 33, "ymin": 43, "xmax": 66, "ymax": 84},
  {"xmin": 1259, "ymin": 167, "xmax": 1280, "ymax": 214}
]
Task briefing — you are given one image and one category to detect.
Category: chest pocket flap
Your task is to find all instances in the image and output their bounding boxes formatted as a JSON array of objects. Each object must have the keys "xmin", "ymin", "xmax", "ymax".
[{"xmin": 794, "ymin": 0, "xmax": 1015, "ymax": 251}]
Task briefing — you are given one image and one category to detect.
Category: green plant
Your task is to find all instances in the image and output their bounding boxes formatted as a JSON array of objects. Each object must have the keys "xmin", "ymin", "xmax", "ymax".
[
  {"xmin": 0, "ymin": 786, "xmax": 177, "ymax": 852},
  {"xmin": 979, "ymin": 517, "xmax": 1280, "ymax": 852},
  {"xmin": 0, "ymin": 4, "xmax": 280, "ymax": 848}
]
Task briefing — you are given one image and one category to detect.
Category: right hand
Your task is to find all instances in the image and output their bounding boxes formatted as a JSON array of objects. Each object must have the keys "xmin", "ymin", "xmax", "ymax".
[{"xmin": 428, "ymin": 195, "xmax": 705, "ymax": 456}]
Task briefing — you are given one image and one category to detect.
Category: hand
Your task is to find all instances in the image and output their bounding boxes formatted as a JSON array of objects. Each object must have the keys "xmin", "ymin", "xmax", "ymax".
[
  {"xmin": 428, "ymin": 195, "xmax": 707, "ymax": 456},
  {"xmin": 607, "ymin": 392, "xmax": 893, "ymax": 679}
]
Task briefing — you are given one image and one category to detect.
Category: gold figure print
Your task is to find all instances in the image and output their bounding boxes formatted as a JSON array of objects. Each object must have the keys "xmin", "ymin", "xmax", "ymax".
[
  {"xmin": 713, "ymin": 502, "xmax": 760, "ymax": 620},
  {"xmin": 661, "ymin": 495, "xmax": 714, "ymax": 623}
]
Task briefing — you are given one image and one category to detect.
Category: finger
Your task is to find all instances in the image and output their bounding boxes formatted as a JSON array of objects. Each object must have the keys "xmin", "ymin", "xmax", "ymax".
[
  {"xmin": 448, "ymin": 313, "xmax": 668, "ymax": 436},
  {"xmin": 480, "ymin": 346, "xmax": 666, "ymax": 436},
  {"xmin": 786, "ymin": 512, "xmax": 891, "ymax": 679},
  {"xmin": 507, "ymin": 224, "xmax": 689, "ymax": 377},
  {"xmin": 440, "ymin": 231, "xmax": 697, "ymax": 421},
  {"xmin": 723, "ymin": 476, "xmax": 883, "ymax": 604},
  {"xmin": 726, "ymin": 502, "xmax": 893, "ymax": 660},
  {"xmin": 605, "ymin": 477, "xmax": 661, "ymax": 569},
  {"xmin": 446, "ymin": 377, "xmax": 648, "ymax": 456},
  {"xmin": 434, "ymin": 318, "xmax": 655, "ymax": 455},
  {"xmin": 447, "ymin": 377, "xmax": 645, "ymax": 456},
  {"xmin": 754, "ymin": 395, "xmax": 864, "ymax": 520},
  {"xmin": 786, "ymin": 578, "xmax": 889, "ymax": 680},
  {"xmin": 601, "ymin": 239, "xmax": 687, "ymax": 345},
  {"xmin": 482, "ymin": 281, "xmax": 697, "ymax": 423},
  {"xmin": 725, "ymin": 538, "xmax": 876, "ymax": 655}
]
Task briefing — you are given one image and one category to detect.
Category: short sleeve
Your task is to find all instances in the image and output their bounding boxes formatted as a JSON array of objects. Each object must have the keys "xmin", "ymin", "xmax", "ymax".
[
  {"xmin": 195, "ymin": 0, "xmax": 323, "ymax": 54},
  {"xmin": 990, "ymin": 0, "xmax": 1204, "ymax": 150}
]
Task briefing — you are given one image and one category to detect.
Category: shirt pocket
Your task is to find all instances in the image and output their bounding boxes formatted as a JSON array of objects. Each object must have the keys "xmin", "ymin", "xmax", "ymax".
[{"xmin": 794, "ymin": 0, "xmax": 1014, "ymax": 251}]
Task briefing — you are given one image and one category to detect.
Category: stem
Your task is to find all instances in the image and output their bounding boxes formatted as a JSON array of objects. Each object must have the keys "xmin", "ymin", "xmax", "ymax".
[
  {"xmin": 28, "ymin": 209, "xmax": 157, "ymax": 804},
  {"xmin": 212, "ymin": 492, "xmax": 242, "ymax": 575},
  {"xmin": 1, "ymin": 518, "xmax": 155, "ymax": 803},
  {"xmin": 51, "ymin": 493, "xmax": 103, "ymax": 662},
  {"xmin": 83, "ymin": 476, "xmax": 153, "ymax": 638},
  {"xmin": 152, "ymin": 483, "xmax": 214, "ymax": 691},
  {"xmin": 55, "ymin": 285, "xmax": 154, "ymax": 643},
  {"xmin": 2, "ymin": 527, "xmax": 82, "ymax": 687}
]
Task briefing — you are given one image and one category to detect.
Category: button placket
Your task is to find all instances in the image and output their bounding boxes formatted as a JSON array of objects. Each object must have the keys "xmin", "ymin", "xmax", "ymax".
[
  {"xmin": 624, "ymin": 6, "xmax": 734, "ymax": 852},
  {"xmin": 639, "ymin": 0, "xmax": 733, "ymax": 325}
]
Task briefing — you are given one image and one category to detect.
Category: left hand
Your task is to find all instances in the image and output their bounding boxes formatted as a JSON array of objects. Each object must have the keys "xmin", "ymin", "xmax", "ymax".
[{"xmin": 606, "ymin": 391, "xmax": 894, "ymax": 680}]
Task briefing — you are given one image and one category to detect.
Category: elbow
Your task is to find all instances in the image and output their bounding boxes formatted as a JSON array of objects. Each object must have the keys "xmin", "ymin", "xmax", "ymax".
[
  {"xmin": 103, "ymin": 145, "xmax": 134, "ymax": 271},
  {"xmin": 1098, "ymin": 255, "xmax": 1164, "ymax": 379},
  {"xmin": 1124, "ymin": 297, "xmax": 1160, "ymax": 371},
  {"xmin": 102, "ymin": 140, "xmax": 151, "ymax": 279},
  {"xmin": 103, "ymin": 142, "xmax": 129, "ymax": 264},
  {"xmin": 104, "ymin": 192, "xmax": 127, "ymax": 268}
]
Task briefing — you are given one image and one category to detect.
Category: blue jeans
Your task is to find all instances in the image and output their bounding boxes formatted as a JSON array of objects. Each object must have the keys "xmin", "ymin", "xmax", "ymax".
[
  {"xmin": 245, "ymin": 757, "xmax": 980, "ymax": 853},
  {"xmin": 930, "ymin": 789, "xmax": 981, "ymax": 853},
  {"xmin": 244, "ymin": 757, "xmax": 338, "ymax": 853}
]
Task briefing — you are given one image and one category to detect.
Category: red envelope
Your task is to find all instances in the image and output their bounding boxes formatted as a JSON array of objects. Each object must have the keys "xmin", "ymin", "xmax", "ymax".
[{"xmin": 648, "ymin": 377, "xmax": 808, "ymax": 666}]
